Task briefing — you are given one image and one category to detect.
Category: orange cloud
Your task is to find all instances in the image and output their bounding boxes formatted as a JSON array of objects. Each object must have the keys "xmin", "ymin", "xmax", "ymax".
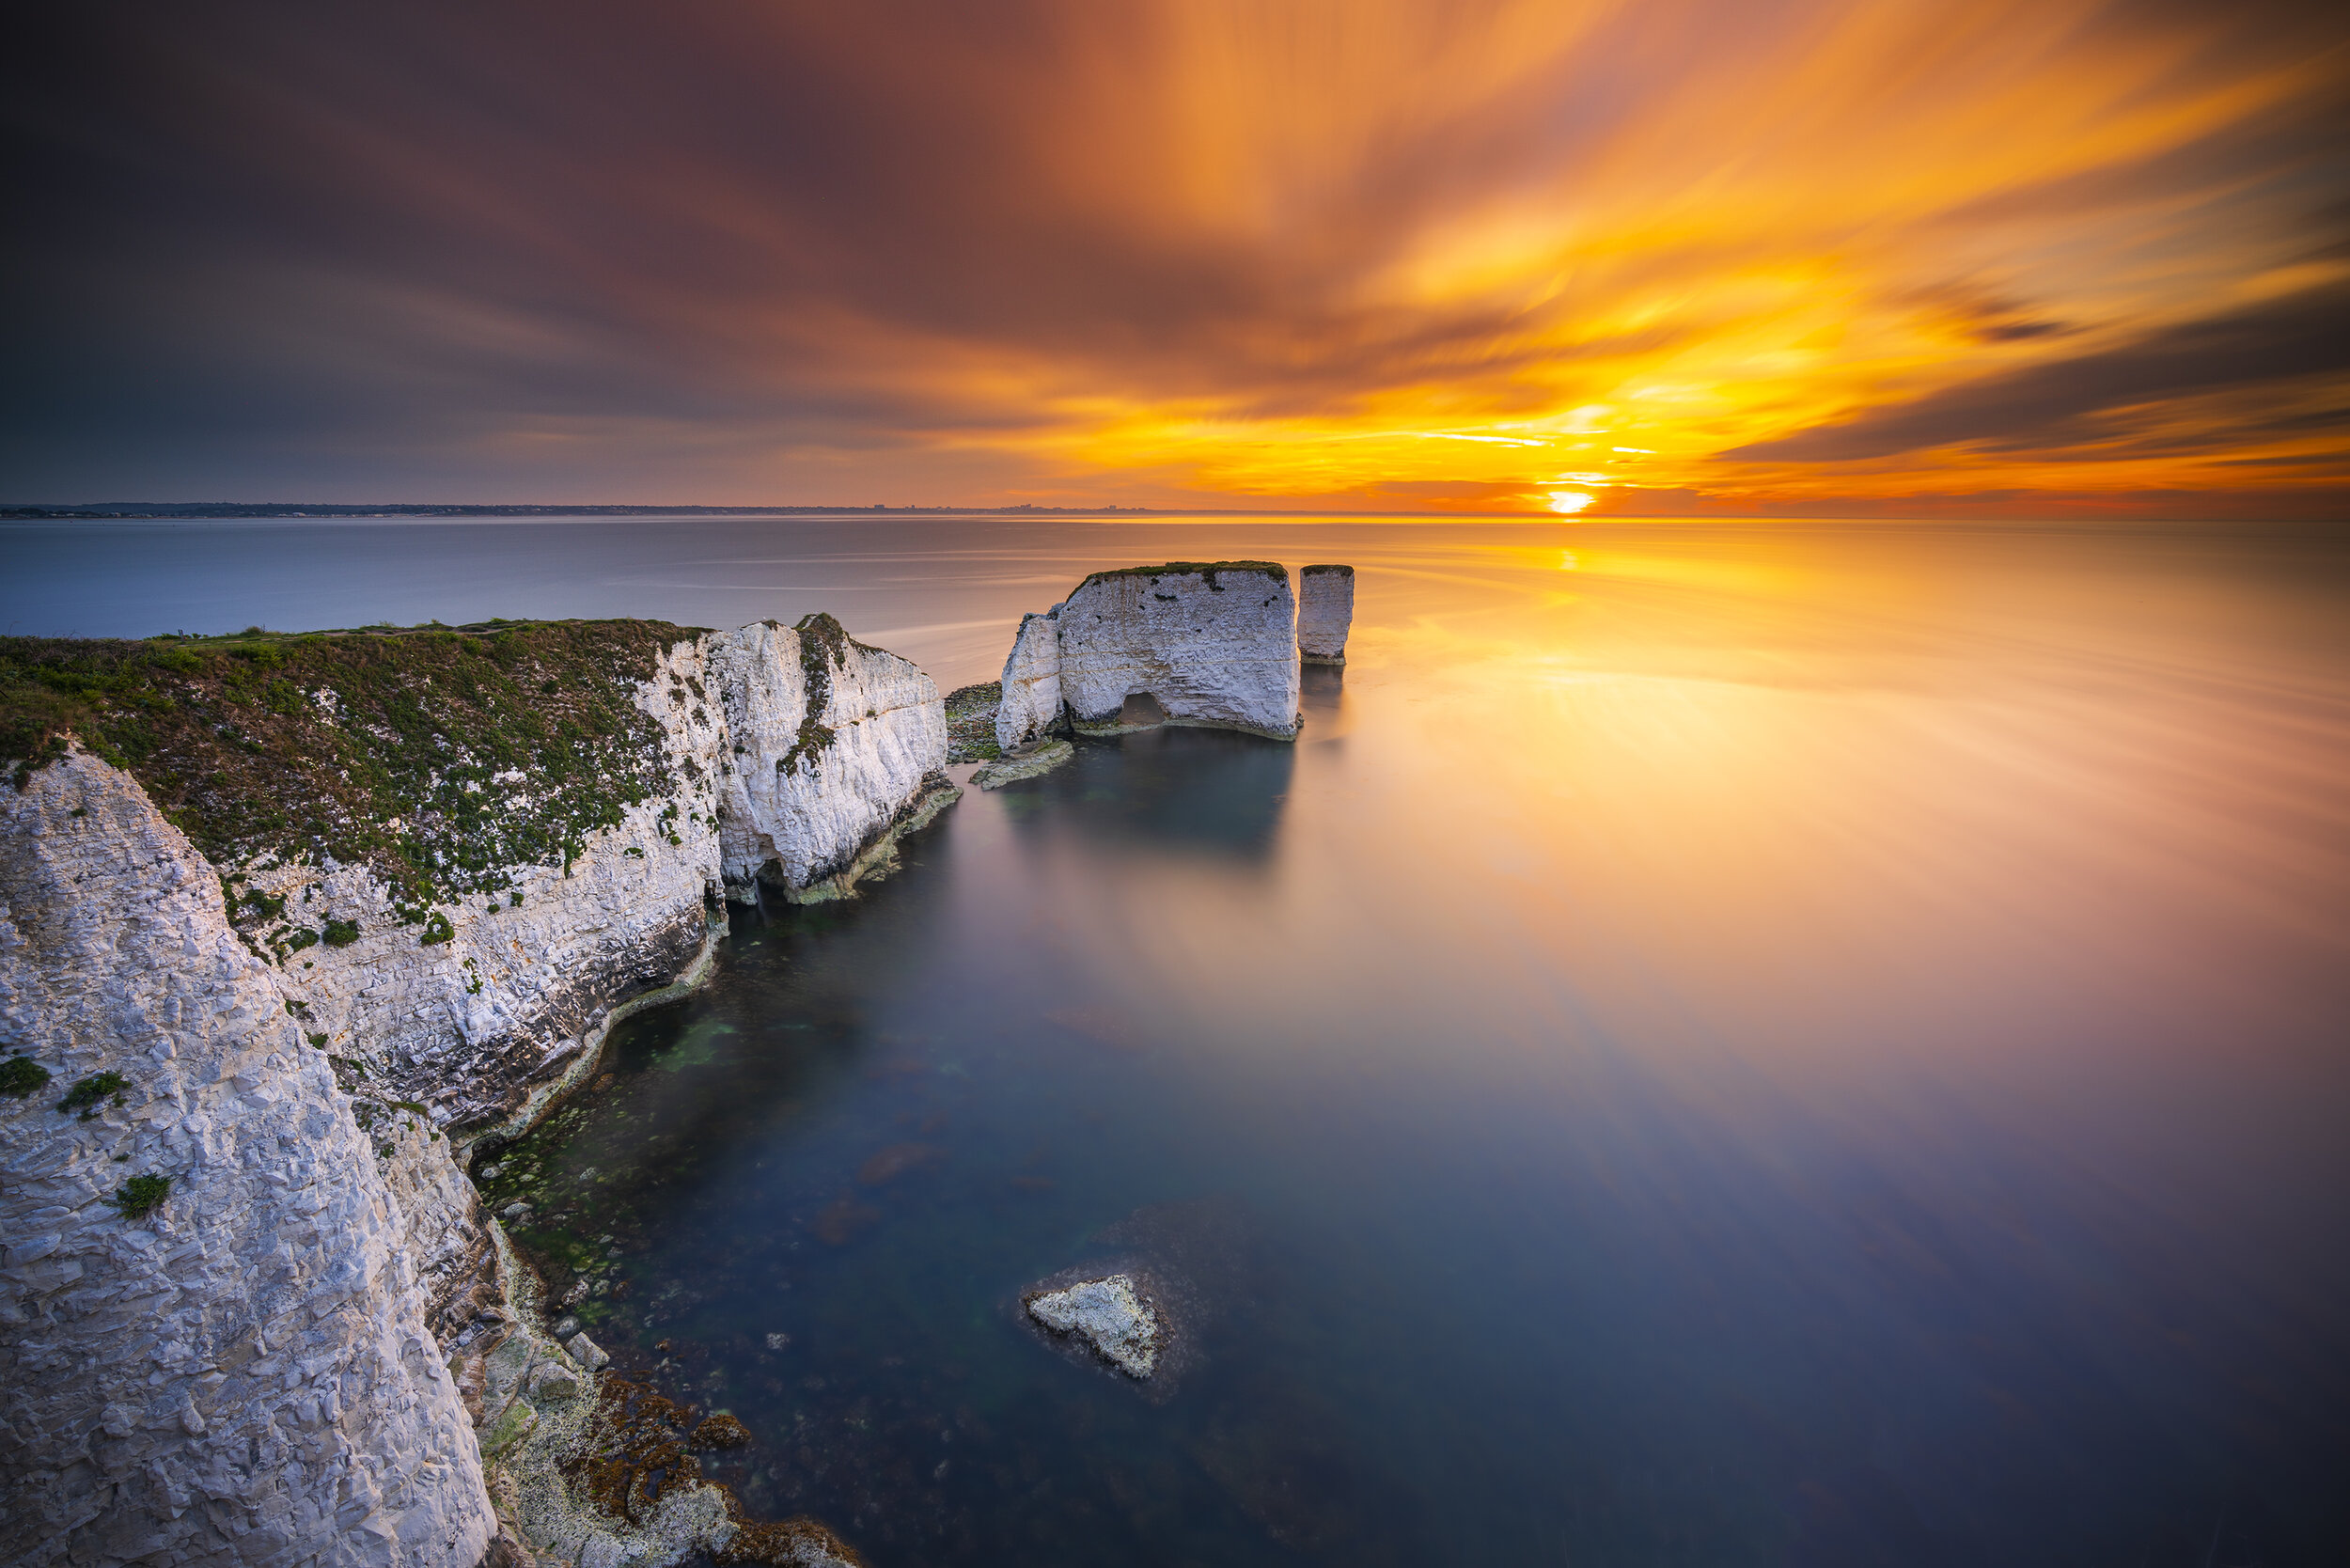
[{"xmin": 7, "ymin": 0, "xmax": 2345, "ymax": 510}]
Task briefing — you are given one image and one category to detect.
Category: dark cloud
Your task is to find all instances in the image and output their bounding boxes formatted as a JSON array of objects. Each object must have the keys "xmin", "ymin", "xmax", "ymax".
[
  {"xmin": 1727, "ymin": 283, "xmax": 2350, "ymax": 462},
  {"xmin": 3, "ymin": 0, "xmax": 2346, "ymax": 503}
]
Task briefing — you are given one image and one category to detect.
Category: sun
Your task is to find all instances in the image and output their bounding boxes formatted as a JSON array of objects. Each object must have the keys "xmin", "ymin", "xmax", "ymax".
[{"xmin": 1547, "ymin": 491, "xmax": 1596, "ymax": 514}]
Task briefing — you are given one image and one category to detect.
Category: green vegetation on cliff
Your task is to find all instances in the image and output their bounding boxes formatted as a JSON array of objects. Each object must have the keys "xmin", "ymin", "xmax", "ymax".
[
  {"xmin": 1074, "ymin": 560, "xmax": 1286, "ymax": 591},
  {"xmin": 1, "ymin": 619, "xmax": 697, "ymax": 907},
  {"xmin": 945, "ymin": 680, "xmax": 1003, "ymax": 763}
]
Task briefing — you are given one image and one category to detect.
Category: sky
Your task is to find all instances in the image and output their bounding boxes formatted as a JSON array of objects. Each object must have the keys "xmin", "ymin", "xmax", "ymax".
[{"xmin": 5, "ymin": 0, "xmax": 2347, "ymax": 517}]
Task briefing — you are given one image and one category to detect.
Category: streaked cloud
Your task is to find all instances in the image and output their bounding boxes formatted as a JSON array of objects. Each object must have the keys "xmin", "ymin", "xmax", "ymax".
[{"xmin": 4, "ymin": 0, "xmax": 2344, "ymax": 512}]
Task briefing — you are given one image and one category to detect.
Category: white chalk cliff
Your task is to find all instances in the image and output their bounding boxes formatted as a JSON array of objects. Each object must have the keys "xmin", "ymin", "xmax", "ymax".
[
  {"xmin": 0, "ymin": 752, "xmax": 495, "ymax": 1568},
  {"xmin": 994, "ymin": 562, "xmax": 1304, "ymax": 745},
  {"xmin": 0, "ymin": 612, "xmax": 954, "ymax": 1566},
  {"xmin": 1297, "ymin": 564, "xmax": 1355, "ymax": 665},
  {"xmin": 709, "ymin": 615, "xmax": 953, "ymax": 901},
  {"xmin": 994, "ymin": 607, "xmax": 1066, "ymax": 754}
]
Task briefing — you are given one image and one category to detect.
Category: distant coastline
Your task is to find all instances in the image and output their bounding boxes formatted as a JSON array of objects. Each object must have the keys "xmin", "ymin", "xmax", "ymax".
[{"xmin": 0, "ymin": 501, "xmax": 1162, "ymax": 520}]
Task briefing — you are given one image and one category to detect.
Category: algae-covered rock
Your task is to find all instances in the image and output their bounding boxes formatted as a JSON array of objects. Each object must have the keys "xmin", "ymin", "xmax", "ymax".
[
  {"xmin": 481, "ymin": 1397, "xmax": 540, "ymax": 1462},
  {"xmin": 944, "ymin": 680, "xmax": 1003, "ymax": 762},
  {"xmin": 973, "ymin": 738, "xmax": 1073, "ymax": 790},
  {"xmin": 530, "ymin": 1361, "xmax": 582, "ymax": 1402},
  {"xmin": 692, "ymin": 1411, "xmax": 753, "ymax": 1450}
]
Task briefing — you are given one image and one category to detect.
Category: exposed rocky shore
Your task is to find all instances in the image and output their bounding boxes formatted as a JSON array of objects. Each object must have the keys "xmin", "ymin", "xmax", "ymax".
[{"xmin": 0, "ymin": 564, "xmax": 1353, "ymax": 1566}]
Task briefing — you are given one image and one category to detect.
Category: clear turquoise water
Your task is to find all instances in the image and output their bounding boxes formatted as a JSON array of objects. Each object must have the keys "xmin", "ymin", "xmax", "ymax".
[{"xmin": 16, "ymin": 515, "xmax": 2350, "ymax": 1564}]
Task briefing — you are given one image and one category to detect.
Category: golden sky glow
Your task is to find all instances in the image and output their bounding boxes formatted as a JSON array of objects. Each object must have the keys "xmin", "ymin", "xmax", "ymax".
[{"xmin": 8, "ymin": 0, "xmax": 2347, "ymax": 512}]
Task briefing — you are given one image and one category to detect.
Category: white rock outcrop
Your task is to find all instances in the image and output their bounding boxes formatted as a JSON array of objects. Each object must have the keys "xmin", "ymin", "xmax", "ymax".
[
  {"xmin": 0, "ymin": 751, "xmax": 495, "ymax": 1568},
  {"xmin": 1024, "ymin": 1273, "xmax": 1163, "ymax": 1379},
  {"xmin": 995, "ymin": 607, "xmax": 1066, "ymax": 753},
  {"xmin": 709, "ymin": 614, "xmax": 954, "ymax": 902},
  {"xmin": 993, "ymin": 562, "xmax": 1303, "ymax": 743},
  {"xmin": 1297, "ymin": 564, "xmax": 1355, "ymax": 664}
]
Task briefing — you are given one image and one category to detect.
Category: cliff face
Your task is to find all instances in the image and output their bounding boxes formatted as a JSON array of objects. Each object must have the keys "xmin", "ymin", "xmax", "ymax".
[
  {"xmin": 1297, "ymin": 564, "xmax": 1355, "ymax": 665},
  {"xmin": 176, "ymin": 616, "xmax": 948, "ymax": 1332},
  {"xmin": 0, "ymin": 613, "xmax": 957, "ymax": 1565},
  {"xmin": 994, "ymin": 563, "xmax": 1303, "ymax": 744},
  {"xmin": 709, "ymin": 615, "xmax": 953, "ymax": 902},
  {"xmin": 0, "ymin": 751, "xmax": 495, "ymax": 1568},
  {"xmin": 995, "ymin": 607, "xmax": 1065, "ymax": 753}
]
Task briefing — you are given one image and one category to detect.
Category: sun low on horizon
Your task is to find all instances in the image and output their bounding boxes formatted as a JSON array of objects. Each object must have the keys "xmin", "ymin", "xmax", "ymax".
[{"xmin": 5, "ymin": 0, "xmax": 2346, "ymax": 518}]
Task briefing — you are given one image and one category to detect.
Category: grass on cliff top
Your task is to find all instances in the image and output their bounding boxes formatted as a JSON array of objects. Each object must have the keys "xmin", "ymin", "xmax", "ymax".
[
  {"xmin": 1073, "ymin": 560, "xmax": 1287, "ymax": 592},
  {"xmin": 2, "ymin": 619, "xmax": 700, "ymax": 909}
]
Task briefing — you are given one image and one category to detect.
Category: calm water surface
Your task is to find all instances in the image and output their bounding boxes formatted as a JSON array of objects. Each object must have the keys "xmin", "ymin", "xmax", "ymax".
[{"xmin": 16, "ymin": 516, "xmax": 2350, "ymax": 1564}]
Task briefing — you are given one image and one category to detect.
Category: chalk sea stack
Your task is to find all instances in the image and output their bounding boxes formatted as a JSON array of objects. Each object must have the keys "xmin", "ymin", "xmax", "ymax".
[
  {"xmin": 1297, "ymin": 564, "xmax": 1355, "ymax": 666},
  {"xmin": 995, "ymin": 561, "xmax": 1315, "ymax": 749}
]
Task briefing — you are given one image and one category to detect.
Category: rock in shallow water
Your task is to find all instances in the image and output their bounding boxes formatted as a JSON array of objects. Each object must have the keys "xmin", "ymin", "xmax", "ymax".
[
  {"xmin": 1024, "ymin": 1273, "xmax": 1163, "ymax": 1379},
  {"xmin": 973, "ymin": 738, "xmax": 1073, "ymax": 790},
  {"xmin": 566, "ymin": 1331, "xmax": 611, "ymax": 1371}
]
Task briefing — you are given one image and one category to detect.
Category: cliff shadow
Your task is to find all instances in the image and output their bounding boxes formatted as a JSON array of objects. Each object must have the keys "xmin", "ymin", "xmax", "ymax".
[{"xmin": 1001, "ymin": 725, "xmax": 1295, "ymax": 863}]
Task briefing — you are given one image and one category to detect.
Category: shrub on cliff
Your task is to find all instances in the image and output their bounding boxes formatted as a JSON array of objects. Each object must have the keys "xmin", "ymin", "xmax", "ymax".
[
  {"xmin": 0, "ymin": 1055, "xmax": 52, "ymax": 1098},
  {"xmin": 106, "ymin": 1173, "xmax": 171, "ymax": 1220},
  {"xmin": 58, "ymin": 1070, "xmax": 128, "ymax": 1116}
]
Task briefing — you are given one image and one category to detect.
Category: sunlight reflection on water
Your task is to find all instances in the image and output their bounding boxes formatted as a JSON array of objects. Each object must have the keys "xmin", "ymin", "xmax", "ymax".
[{"xmin": 17, "ymin": 514, "xmax": 2350, "ymax": 1564}]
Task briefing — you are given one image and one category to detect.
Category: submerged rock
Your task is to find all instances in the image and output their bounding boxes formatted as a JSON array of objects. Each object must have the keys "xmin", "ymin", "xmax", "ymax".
[
  {"xmin": 691, "ymin": 1411, "xmax": 752, "ymax": 1450},
  {"xmin": 1298, "ymin": 563, "xmax": 1355, "ymax": 665},
  {"xmin": 1024, "ymin": 1272, "xmax": 1164, "ymax": 1379},
  {"xmin": 973, "ymin": 738, "xmax": 1074, "ymax": 790}
]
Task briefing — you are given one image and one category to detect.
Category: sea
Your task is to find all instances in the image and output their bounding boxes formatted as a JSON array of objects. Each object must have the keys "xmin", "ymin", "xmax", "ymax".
[{"xmin": 9, "ymin": 513, "xmax": 2349, "ymax": 1565}]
